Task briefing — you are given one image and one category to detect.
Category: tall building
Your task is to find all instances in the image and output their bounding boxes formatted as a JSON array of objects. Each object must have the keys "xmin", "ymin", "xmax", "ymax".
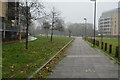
[{"xmin": 99, "ymin": 8, "xmax": 120, "ymax": 36}]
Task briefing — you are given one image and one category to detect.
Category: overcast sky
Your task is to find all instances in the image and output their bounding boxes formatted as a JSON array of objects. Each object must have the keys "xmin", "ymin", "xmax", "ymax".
[{"xmin": 43, "ymin": 0, "xmax": 119, "ymax": 28}]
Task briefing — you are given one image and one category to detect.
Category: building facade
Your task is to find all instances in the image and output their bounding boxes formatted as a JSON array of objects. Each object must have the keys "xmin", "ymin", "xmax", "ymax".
[
  {"xmin": 0, "ymin": 0, "xmax": 7, "ymax": 40},
  {"xmin": 99, "ymin": 8, "xmax": 120, "ymax": 36},
  {"xmin": 0, "ymin": 1, "xmax": 25, "ymax": 41}
]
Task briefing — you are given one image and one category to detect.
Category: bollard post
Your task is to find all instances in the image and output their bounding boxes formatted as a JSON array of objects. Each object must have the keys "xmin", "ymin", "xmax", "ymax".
[
  {"xmin": 101, "ymin": 42, "xmax": 104, "ymax": 49},
  {"xmin": 105, "ymin": 43, "xmax": 107, "ymax": 51},
  {"xmin": 115, "ymin": 46, "xmax": 119, "ymax": 58},
  {"xmin": 109, "ymin": 44, "xmax": 112, "ymax": 54}
]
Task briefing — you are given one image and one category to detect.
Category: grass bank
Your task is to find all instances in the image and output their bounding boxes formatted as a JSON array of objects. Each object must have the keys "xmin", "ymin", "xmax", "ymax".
[{"xmin": 2, "ymin": 36, "xmax": 73, "ymax": 78}]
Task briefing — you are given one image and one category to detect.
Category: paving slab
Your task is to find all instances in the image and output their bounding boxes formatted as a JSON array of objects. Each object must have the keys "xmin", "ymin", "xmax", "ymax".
[{"xmin": 47, "ymin": 37, "xmax": 118, "ymax": 78}]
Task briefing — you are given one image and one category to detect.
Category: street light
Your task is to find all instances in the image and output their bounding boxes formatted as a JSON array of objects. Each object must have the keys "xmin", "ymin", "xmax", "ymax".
[
  {"xmin": 90, "ymin": 0, "xmax": 96, "ymax": 47},
  {"xmin": 84, "ymin": 18, "xmax": 87, "ymax": 40}
]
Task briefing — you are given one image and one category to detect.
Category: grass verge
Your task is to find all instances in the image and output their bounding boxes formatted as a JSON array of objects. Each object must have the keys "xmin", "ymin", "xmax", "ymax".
[
  {"xmin": 2, "ymin": 36, "xmax": 73, "ymax": 78},
  {"xmin": 33, "ymin": 41, "xmax": 73, "ymax": 78}
]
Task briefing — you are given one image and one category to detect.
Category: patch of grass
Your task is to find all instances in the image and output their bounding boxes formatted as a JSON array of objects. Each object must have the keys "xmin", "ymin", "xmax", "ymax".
[
  {"xmin": 33, "ymin": 46, "xmax": 69, "ymax": 78},
  {"xmin": 2, "ymin": 36, "xmax": 73, "ymax": 78},
  {"xmin": 33, "ymin": 39, "xmax": 74, "ymax": 78}
]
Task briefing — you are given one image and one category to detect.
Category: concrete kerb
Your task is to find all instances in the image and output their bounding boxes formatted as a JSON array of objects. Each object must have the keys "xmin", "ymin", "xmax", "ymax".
[{"xmin": 27, "ymin": 38, "xmax": 74, "ymax": 80}]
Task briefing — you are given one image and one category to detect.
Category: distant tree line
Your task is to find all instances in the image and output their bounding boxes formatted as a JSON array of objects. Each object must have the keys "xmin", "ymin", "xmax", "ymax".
[{"xmin": 29, "ymin": 22, "xmax": 99, "ymax": 37}]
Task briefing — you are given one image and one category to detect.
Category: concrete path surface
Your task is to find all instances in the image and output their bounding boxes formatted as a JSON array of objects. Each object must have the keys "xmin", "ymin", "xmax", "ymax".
[{"xmin": 47, "ymin": 37, "xmax": 118, "ymax": 79}]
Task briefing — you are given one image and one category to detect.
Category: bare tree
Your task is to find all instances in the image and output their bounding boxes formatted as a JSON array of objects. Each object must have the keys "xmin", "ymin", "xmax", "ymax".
[
  {"xmin": 49, "ymin": 7, "xmax": 60, "ymax": 42},
  {"xmin": 19, "ymin": 0, "xmax": 44, "ymax": 49}
]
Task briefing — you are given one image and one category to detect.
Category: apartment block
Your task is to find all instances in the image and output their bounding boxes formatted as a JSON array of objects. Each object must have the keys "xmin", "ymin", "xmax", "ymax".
[{"xmin": 99, "ymin": 8, "xmax": 120, "ymax": 36}]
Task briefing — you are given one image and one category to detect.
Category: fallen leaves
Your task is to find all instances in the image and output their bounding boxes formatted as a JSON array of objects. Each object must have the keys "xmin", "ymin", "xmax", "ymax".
[
  {"xmin": 10, "ymin": 64, "xmax": 15, "ymax": 69},
  {"xmin": 11, "ymin": 69, "xmax": 14, "ymax": 72},
  {"xmin": 32, "ymin": 51, "xmax": 38, "ymax": 54}
]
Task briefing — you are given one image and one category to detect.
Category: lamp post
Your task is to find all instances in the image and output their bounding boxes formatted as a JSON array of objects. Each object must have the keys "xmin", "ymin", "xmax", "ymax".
[
  {"xmin": 84, "ymin": 18, "xmax": 87, "ymax": 40},
  {"xmin": 90, "ymin": 0, "xmax": 96, "ymax": 47}
]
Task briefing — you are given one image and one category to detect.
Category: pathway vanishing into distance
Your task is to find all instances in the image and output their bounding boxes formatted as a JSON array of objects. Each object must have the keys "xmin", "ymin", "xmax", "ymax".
[{"xmin": 47, "ymin": 37, "xmax": 118, "ymax": 79}]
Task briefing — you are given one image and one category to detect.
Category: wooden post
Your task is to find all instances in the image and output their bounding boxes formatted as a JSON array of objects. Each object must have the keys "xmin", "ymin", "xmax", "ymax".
[
  {"xmin": 109, "ymin": 44, "xmax": 112, "ymax": 54},
  {"xmin": 101, "ymin": 42, "xmax": 104, "ymax": 49},
  {"xmin": 115, "ymin": 46, "xmax": 119, "ymax": 58},
  {"xmin": 105, "ymin": 43, "xmax": 107, "ymax": 51}
]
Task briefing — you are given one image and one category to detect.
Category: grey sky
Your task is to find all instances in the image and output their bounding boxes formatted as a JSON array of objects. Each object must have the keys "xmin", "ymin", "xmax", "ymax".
[{"xmin": 43, "ymin": 1, "xmax": 119, "ymax": 28}]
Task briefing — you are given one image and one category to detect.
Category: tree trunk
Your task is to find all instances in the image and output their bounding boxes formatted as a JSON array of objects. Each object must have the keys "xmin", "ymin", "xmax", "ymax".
[
  {"xmin": 50, "ymin": 12, "xmax": 55, "ymax": 42},
  {"xmin": 26, "ymin": 2, "xmax": 29, "ymax": 49},
  {"xmin": 46, "ymin": 29, "xmax": 48, "ymax": 38},
  {"xmin": 50, "ymin": 28, "xmax": 53, "ymax": 42},
  {"xmin": 26, "ymin": 26, "xmax": 28, "ymax": 49},
  {"xmin": 69, "ymin": 32, "xmax": 71, "ymax": 37}
]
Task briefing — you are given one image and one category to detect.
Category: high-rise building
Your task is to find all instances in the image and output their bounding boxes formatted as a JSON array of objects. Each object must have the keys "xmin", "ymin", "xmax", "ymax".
[{"xmin": 99, "ymin": 8, "xmax": 120, "ymax": 36}]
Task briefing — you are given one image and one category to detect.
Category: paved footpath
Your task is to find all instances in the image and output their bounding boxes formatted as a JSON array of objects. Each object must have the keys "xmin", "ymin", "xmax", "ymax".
[{"xmin": 47, "ymin": 37, "xmax": 118, "ymax": 78}]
